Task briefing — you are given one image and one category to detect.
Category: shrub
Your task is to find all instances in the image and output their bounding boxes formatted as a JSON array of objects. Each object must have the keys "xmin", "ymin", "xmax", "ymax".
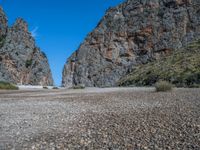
[
  {"xmin": 52, "ymin": 87, "xmax": 59, "ymax": 89},
  {"xmin": 0, "ymin": 81, "xmax": 19, "ymax": 90},
  {"xmin": 25, "ymin": 59, "xmax": 32, "ymax": 68},
  {"xmin": 155, "ymin": 81, "xmax": 173, "ymax": 92},
  {"xmin": 0, "ymin": 36, "xmax": 6, "ymax": 48},
  {"xmin": 43, "ymin": 86, "xmax": 48, "ymax": 89},
  {"xmin": 72, "ymin": 84, "xmax": 85, "ymax": 89},
  {"xmin": 188, "ymin": 84, "xmax": 200, "ymax": 88},
  {"xmin": 118, "ymin": 42, "xmax": 200, "ymax": 88}
]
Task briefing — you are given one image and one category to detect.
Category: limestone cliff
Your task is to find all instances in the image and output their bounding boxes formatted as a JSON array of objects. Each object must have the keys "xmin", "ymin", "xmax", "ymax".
[
  {"xmin": 62, "ymin": 0, "xmax": 200, "ymax": 87},
  {"xmin": 0, "ymin": 7, "xmax": 53, "ymax": 86}
]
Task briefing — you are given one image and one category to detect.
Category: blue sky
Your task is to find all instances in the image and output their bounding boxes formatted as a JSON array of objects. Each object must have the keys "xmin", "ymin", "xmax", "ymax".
[{"xmin": 1, "ymin": 0, "xmax": 124, "ymax": 86}]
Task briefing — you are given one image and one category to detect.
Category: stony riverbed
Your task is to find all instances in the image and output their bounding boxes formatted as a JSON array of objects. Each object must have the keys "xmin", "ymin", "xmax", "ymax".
[{"xmin": 0, "ymin": 88, "xmax": 199, "ymax": 149}]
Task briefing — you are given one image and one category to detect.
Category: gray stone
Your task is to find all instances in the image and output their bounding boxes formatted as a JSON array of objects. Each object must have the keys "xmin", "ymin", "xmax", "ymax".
[
  {"xmin": 62, "ymin": 0, "xmax": 200, "ymax": 88},
  {"xmin": 0, "ymin": 7, "xmax": 53, "ymax": 86}
]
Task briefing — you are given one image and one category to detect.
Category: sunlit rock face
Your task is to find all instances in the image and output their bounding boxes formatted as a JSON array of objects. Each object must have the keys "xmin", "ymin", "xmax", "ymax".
[
  {"xmin": 0, "ymin": 7, "xmax": 53, "ymax": 86},
  {"xmin": 62, "ymin": 0, "xmax": 200, "ymax": 87}
]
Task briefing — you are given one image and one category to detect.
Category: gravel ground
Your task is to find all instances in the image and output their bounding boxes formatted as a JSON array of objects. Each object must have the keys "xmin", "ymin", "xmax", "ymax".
[{"xmin": 0, "ymin": 87, "xmax": 199, "ymax": 149}]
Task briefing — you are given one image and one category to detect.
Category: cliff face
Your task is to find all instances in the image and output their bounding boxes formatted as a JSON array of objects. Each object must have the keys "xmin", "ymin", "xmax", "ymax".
[
  {"xmin": 0, "ymin": 7, "xmax": 53, "ymax": 86},
  {"xmin": 118, "ymin": 39, "xmax": 200, "ymax": 87},
  {"xmin": 62, "ymin": 0, "xmax": 200, "ymax": 87}
]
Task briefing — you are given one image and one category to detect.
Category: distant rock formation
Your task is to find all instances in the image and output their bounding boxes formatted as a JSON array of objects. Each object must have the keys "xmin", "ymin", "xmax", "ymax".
[
  {"xmin": 62, "ymin": 0, "xmax": 200, "ymax": 87},
  {"xmin": 0, "ymin": 7, "xmax": 53, "ymax": 86}
]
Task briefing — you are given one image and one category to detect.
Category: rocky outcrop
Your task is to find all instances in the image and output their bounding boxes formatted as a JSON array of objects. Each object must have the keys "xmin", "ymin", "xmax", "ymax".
[
  {"xmin": 0, "ymin": 7, "xmax": 53, "ymax": 86},
  {"xmin": 0, "ymin": 7, "xmax": 7, "ymax": 47},
  {"xmin": 118, "ymin": 39, "xmax": 200, "ymax": 87},
  {"xmin": 62, "ymin": 0, "xmax": 200, "ymax": 87}
]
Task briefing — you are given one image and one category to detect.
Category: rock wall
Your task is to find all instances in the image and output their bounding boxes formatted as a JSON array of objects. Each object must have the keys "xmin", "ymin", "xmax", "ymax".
[
  {"xmin": 62, "ymin": 0, "xmax": 200, "ymax": 87},
  {"xmin": 0, "ymin": 7, "xmax": 53, "ymax": 86}
]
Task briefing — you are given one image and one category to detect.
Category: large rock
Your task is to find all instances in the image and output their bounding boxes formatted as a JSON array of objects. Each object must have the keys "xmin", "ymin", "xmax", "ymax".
[
  {"xmin": 62, "ymin": 0, "xmax": 200, "ymax": 87},
  {"xmin": 0, "ymin": 7, "xmax": 53, "ymax": 86}
]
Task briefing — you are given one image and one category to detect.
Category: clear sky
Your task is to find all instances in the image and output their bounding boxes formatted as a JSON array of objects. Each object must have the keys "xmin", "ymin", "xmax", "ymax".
[{"xmin": 1, "ymin": 0, "xmax": 124, "ymax": 86}]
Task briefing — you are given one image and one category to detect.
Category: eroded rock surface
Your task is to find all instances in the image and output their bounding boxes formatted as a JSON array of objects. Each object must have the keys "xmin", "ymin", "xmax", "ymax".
[
  {"xmin": 62, "ymin": 0, "xmax": 200, "ymax": 87},
  {"xmin": 0, "ymin": 7, "xmax": 53, "ymax": 86}
]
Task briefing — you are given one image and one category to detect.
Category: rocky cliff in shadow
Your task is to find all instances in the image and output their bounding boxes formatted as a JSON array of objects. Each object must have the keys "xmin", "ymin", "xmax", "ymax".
[
  {"xmin": 0, "ymin": 7, "xmax": 53, "ymax": 86},
  {"xmin": 62, "ymin": 0, "xmax": 200, "ymax": 88}
]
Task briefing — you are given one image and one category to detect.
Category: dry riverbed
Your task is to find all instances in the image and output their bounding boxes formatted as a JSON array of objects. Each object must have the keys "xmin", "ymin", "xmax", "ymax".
[{"xmin": 0, "ymin": 87, "xmax": 199, "ymax": 149}]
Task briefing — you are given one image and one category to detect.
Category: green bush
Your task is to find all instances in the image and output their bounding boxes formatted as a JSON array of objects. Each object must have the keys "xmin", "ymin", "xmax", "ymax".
[
  {"xmin": 0, "ymin": 36, "xmax": 6, "ymax": 48},
  {"xmin": 118, "ymin": 40, "xmax": 200, "ymax": 88},
  {"xmin": 52, "ymin": 87, "xmax": 59, "ymax": 89},
  {"xmin": 0, "ymin": 81, "xmax": 19, "ymax": 90},
  {"xmin": 25, "ymin": 59, "xmax": 33, "ymax": 68},
  {"xmin": 72, "ymin": 84, "xmax": 85, "ymax": 89},
  {"xmin": 155, "ymin": 81, "xmax": 173, "ymax": 92}
]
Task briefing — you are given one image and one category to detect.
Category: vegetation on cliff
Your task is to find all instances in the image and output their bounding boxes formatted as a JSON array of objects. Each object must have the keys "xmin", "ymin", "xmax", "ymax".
[
  {"xmin": 0, "ymin": 81, "xmax": 19, "ymax": 90},
  {"xmin": 118, "ymin": 40, "xmax": 200, "ymax": 88}
]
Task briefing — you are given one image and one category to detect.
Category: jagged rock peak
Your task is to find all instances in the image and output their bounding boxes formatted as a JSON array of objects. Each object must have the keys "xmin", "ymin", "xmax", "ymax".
[
  {"xmin": 62, "ymin": 0, "xmax": 200, "ymax": 88},
  {"xmin": 0, "ymin": 7, "xmax": 54, "ymax": 86},
  {"xmin": 12, "ymin": 18, "xmax": 28, "ymax": 32}
]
